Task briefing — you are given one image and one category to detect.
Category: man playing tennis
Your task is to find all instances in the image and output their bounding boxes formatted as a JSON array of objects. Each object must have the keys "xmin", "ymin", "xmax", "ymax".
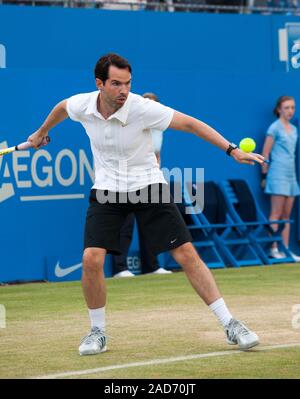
[{"xmin": 28, "ymin": 53, "xmax": 264, "ymax": 356}]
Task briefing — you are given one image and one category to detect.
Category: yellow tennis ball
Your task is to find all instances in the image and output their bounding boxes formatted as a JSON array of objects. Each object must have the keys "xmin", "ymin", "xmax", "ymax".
[{"xmin": 239, "ymin": 138, "xmax": 256, "ymax": 153}]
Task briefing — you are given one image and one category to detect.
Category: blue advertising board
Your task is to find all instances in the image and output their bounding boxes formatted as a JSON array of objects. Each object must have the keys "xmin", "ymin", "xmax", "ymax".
[{"xmin": 0, "ymin": 6, "xmax": 300, "ymax": 283}]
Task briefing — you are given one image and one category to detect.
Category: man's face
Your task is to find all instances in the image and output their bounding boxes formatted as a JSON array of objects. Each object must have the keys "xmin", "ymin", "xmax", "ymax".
[{"xmin": 96, "ymin": 65, "xmax": 131, "ymax": 109}]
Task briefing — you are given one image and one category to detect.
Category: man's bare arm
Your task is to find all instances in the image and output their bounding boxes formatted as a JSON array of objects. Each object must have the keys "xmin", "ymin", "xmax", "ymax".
[
  {"xmin": 169, "ymin": 111, "xmax": 265, "ymax": 165},
  {"xmin": 27, "ymin": 100, "xmax": 68, "ymax": 148}
]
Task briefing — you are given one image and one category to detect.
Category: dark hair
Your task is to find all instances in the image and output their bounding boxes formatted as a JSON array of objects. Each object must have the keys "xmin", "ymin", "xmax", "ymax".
[
  {"xmin": 273, "ymin": 95, "xmax": 295, "ymax": 117},
  {"xmin": 94, "ymin": 53, "xmax": 132, "ymax": 83},
  {"xmin": 142, "ymin": 92, "xmax": 159, "ymax": 102}
]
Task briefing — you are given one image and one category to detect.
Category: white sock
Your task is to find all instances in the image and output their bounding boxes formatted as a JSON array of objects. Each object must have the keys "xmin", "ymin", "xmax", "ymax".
[
  {"xmin": 88, "ymin": 307, "xmax": 105, "ymax": 331},
  {"xmin": 209, "ymin": 298, "xmax": 233, "ymax": 327}
]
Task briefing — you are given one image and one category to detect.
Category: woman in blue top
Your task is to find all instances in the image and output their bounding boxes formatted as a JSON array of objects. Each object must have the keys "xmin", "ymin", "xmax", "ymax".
[{"xmin": 262, "ymin": 95, "xmax": 300, "ymax": 261}]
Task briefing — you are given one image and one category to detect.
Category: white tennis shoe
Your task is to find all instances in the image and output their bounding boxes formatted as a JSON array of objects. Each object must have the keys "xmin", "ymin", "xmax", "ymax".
[
  {"xmin": 114, "ymin": 270, "xmax": 135, "ymax": 278},
  {"xmin": 269, "ymin": 247, "xmax": 285, "ymax": 259},
  {"xmin": 152, "ymin": 267, "xmax": 172, "ymax": 275},
  {"xmin": 225, "ymin": 318, "xmax": 259, "ymax": 350},
  {"xmin": 79, "ymin": 327, "xmax": 107, "ymax": 356},
  {"xmin": 290, "ymin": 251, "xmax": 300, "ymax": 262}
]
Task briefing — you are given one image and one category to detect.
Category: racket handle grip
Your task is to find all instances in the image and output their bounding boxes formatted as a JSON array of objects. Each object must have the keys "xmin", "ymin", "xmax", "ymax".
[
  {"xmin": 15, "ymin": 142, "xmax": 33, "ymax": 151},
  {"xmin": 16, "ymin": 136, "xmax": 50, "ymax": 151}
]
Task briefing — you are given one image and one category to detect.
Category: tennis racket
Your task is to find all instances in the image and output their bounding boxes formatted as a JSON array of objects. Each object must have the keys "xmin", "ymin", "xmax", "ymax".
[{"xmin": 0, "ymin": 136, "xmax": 50, "ymax": 156}]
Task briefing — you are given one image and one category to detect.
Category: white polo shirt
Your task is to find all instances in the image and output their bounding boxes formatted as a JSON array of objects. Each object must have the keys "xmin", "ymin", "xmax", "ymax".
[{"xmin": 66, "ymin": 91, "xmax": 174, "ymax": 192}]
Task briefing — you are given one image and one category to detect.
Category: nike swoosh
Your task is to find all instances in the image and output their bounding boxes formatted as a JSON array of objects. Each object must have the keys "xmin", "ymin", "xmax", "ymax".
[
  {"xmin": 54, "ymin": 261, "xmax": 83, "ymax": 278},
  {"xmin": 170, "ymin": 238, "xmax": 177, "ymax": 244}
]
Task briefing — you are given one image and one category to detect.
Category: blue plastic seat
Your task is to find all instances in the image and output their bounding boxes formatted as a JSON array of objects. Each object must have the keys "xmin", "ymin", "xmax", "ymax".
[
  {"xmin": 184, "ymin": 181, "xmax": 263, "ymax": 267},
  {"xmin": 218, "ymin": 179, "xmax": 295, "ymax": 265}
]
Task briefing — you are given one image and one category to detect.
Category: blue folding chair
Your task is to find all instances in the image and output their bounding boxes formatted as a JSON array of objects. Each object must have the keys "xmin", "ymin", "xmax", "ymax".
[
  {"xmin": 218, "ymin": 179, "xmax": 295, "ymax": 265},
  {"xmin": 184, "ymin": 181, "xmax": 263, "ymax": 267}
]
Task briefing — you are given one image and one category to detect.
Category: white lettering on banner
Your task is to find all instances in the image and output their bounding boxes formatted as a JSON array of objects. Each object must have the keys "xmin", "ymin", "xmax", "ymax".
[
  {"xmin": 31, "ymin": 150, "xmax": 53, "ymax": 187},
  {"xmin": 55, "ymin": 149, "xmax": 77, "ymax": 187},
  {"xmin": 0, "ymin": 144, "xmax": 94, "ymax": 203},
  {"xmin": 54, "ymin": 261, "xmax": 82, "ymax": 278},
  {"xmin": 0, "ymin": 141, "xmax": 15, "ymax": 202},
  {"xmin": 0, "ymin": 44, "xmax": 6, "ymax": 69},
  {"xmin": 278, "ymin": 29, "xmax": 288, "ymax": 61},
  {"xmin": 79, "ymin": 149, "xmax": 95, "ymax": 185},
  {"xmin": 20, "ymin": 194, "xmax": 85, "ymax": 201},
  {"xmin": 291, "ymin": 40, "xmax": 300, "ymax": 69},
  {"xmin": 127, "ymin": 256, "xmax": 141, "ymax": 274},
  {"xmin": 278, "ymin": 23, "xmax": 300, "ymax": 72},
  {"xmin": 13, "ymin": 151, "xmax": 32, "ymax": 188}
]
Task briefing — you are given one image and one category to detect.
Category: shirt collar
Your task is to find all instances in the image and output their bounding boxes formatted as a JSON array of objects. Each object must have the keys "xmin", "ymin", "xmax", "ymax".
[
  {"xmin": 85, "ymin": 91, "xmax": 131, "ymax": 125},
  {"xmin": 85, "ymin": 91, "xmax": 100, "ymax": 116}
]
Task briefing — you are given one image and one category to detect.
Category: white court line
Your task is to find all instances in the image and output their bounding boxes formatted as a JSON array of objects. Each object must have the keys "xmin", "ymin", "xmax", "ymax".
[{"xmin": 32, "ymin": 342, "xmax": 300, "ymax": 379}]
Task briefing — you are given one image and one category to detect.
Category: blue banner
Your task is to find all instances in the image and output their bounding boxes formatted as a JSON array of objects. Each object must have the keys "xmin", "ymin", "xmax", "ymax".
[{"xmin": 1, "ymin": 6, "xmax": 300, "ymax": 283}]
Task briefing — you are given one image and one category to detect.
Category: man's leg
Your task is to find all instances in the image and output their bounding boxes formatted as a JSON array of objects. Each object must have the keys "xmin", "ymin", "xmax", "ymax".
[
  {"xmin": 171, "ymin": 242, "xmax": 220, "ymax": 304},
  {"xmin": 171, "ymin": 242, "xmax": 259, "ymax": 350},
  {"xmin": 82, "ymin": 247, "xmax": 107, "ymax": 309},
  {"xmin": 79, "ymin": 247, "xmax": 107, "ymax": 356}
]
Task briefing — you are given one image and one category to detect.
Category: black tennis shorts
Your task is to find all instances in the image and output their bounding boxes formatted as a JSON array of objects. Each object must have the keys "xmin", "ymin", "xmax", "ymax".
[{"xmin": 84, "ymin": 183, "xmax": 192, "ymax": 255}]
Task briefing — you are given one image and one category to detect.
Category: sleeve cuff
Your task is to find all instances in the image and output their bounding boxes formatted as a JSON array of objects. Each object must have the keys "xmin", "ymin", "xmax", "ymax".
[
  {"xmin": 161, "ymin": 108, "xmax": 174, "ymax": 131},
  {"xmin": 66, "ymin": 98, "xmax": 80, "ymax": 122}
]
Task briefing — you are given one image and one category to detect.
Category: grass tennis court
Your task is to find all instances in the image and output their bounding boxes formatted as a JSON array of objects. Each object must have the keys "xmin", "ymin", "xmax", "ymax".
[{"xmin": 1, "ymin": 264, "xmax": 300, "ymax": 379}]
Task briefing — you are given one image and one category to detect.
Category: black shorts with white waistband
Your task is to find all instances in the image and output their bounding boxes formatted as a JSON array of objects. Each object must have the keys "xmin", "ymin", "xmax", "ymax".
[{"xmin": 84, "ymin": 183, "xmax": 192, "ymax": 255}]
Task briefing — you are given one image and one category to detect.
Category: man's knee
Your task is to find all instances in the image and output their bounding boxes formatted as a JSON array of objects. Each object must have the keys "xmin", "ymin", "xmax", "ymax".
[
  {"xmin": 171, "ymin": 242, "xmax": 199, "ymax": 266},
  {"xmin": 82, "ymin": 248, "xmax": 106, "ymax": 273}
]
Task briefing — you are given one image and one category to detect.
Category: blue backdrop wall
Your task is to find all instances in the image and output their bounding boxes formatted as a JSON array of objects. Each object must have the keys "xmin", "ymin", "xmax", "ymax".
[{"xmin": 0, "ymin": 6, "xmax": 300, "ymax": 282}]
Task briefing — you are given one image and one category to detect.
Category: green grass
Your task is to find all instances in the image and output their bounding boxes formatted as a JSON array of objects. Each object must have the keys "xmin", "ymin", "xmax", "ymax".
[{"xmin": 1, "ymin": 264, "xmax": 300, "ymax": 379}]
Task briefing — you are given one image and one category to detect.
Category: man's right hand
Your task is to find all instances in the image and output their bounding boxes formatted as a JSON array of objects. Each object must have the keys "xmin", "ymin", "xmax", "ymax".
[
  {"xmin": 230, "ymin": 148, "xmax": 265, "ymax": 165},
  {"xmin": 27, "ymin": 129, "xmax": 48, "ymax": 149}
]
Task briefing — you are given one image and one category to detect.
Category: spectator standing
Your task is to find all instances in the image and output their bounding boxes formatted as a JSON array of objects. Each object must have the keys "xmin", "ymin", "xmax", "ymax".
[{"xmin": 261, "ymin": 95, "xmax": 300, "ymax": 261}]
